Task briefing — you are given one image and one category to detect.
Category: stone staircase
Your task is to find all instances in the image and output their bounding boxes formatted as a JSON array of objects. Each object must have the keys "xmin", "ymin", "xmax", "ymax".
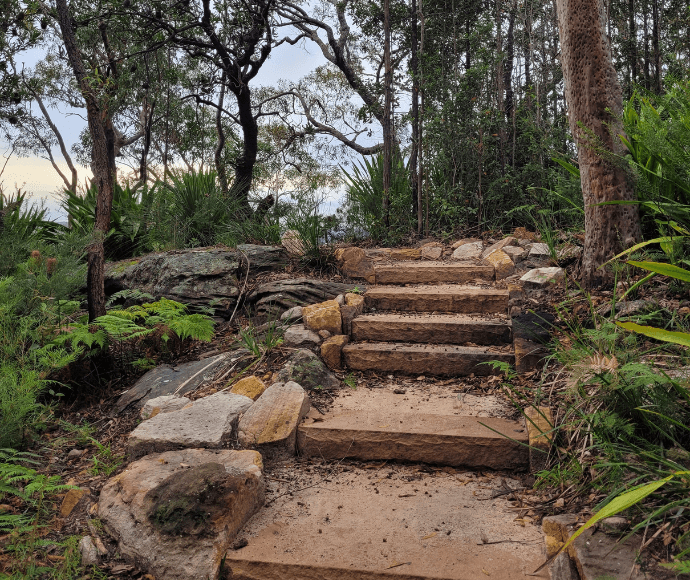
[
  {"xmin": 344, "ymin": 261, "xmax": 515, "ymax": 377},
  {"xmin": 225, "ymin": 261, "xmax": 546, "ymax": 579}
]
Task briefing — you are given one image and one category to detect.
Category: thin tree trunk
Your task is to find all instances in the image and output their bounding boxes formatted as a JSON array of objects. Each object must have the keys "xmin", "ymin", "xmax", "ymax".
[
  {"xmin": 652, "ymin": 0, "xmax": 661, "ymax": 92},
  {"xmin": 555, "ymin": 0, "xmax": 641, "ymax": 287},
  {"xmin": 55, "ymin": 0, "xmax": 115, "ymax": 320},
  {"xmin": 230, "ymin": 86, "xmax": 257, "ymax": 215},
  {"xmin": 215, "ymin": 72, "xmax": 229, "ymax": 196},
  {"xmin": 496, "ymin": 0, "xmax": 506, "ymax": 175},
  {"xmin": 382, "ymin": 0, "xmax": 392, "ymax": 229},
  {"xmin": 410, "ymin": 0, "xmax": 419, "ymax": 220},
  {"xmin": 629, "ymin": 0, "xmax": 637, "ymax": 94},
  {"xmin": 643, "ymin": 2, "xmax": 650, "ymax": 89},
  {"xmin": 417, "ymin": 0, "xmax": 425, "ymax": 235}
]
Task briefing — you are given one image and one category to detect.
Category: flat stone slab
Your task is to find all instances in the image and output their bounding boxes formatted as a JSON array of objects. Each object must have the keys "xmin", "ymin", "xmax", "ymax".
[
  {"xmin": 237, "ymin": 382, "xmax": 310, "ymax": 454},
  {"xmin": 114, "ymin": 353, "xmax": 246, "ymax": 413},
  {"xmin": 98, "ymin": 449, "xmax": 264, "ymax": 580},
  {"xmin": 351, "ymin": 313, "xmax": 512, "ymax": 345},
  {"xmin": 225, "ymin": 464, "xmax": 544, "ymax": 580},
  {"xmin": 128, "ymin": 392, "xmax": 253, "ymax": 459},
  {"xmin": 364, "ymin": 285, "xmax": 508, "ymax": 315},
  {"xmin": 140, "ymin": 395, "xmax": 191, "ymax": 420},
  {"xmin": 343, "ymin": 343, "xmax": 514, "ymax": 376},
  {"xmin": 374, "ymin": 262, "xmax": 494, "ymax": 285},
  {"xmin": 298, "ymin": 411, "xmax": 528, "ymax": 469}
]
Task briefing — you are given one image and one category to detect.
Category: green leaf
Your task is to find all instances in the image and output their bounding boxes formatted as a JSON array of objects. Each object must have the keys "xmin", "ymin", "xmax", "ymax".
[
  {"xmin": 603, "ymin": 236, "xmax": 688, "ymax": 266},
  {"xmin": 616, "ymin": 321, "xmax": 690, "ymax": 348},
  {"xmin": 627, "ymin": 261, "xmax": 690, "ymax": 283}
]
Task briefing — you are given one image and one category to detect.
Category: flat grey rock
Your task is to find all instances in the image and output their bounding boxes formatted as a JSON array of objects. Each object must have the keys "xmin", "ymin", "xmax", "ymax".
[
  {"xmin": 280, "ymin": 305, "xmax": 303, "ymax": 321},
  {"xmin": 114, "ymin": 352, "xmax": 247, "ymax": 413},
  {"xmin": 283, "ymin": 324, "xmax": 322, "ymax": 351},
  {"xmin": 520, "ymin": 267, "xmax": 565, "ymax": 286},
  {"xmin": 451, "ymin": 241, "xmax": 483, "ymax": 261},
  {"xmin": 127, "ymin": 392, "xmax": 253, "ymax": 459}
]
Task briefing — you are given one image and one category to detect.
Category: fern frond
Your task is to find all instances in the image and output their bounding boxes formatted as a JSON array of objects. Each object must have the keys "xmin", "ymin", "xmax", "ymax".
[{"xmin": 167, "ymin": 314, "xmax": 215, "ymax": 342}]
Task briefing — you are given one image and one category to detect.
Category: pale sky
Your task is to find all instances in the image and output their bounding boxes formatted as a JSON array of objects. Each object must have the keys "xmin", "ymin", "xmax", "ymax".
[{"xmin": 1, "ymin": 39, "xmax": 331, "ymax": 220}]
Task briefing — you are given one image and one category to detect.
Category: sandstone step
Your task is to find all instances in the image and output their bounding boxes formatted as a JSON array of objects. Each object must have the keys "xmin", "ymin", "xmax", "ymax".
[
  {"xmin": 351, "ymin": 313, "xmax": 512, "ymax": 345},
  {"xmin": 343, "ymin": 343, "xmax": 513, "ymax": 376},
  {"xmin": 374, "ymin": 261, "xmax": 494, "ymax": 285},
  {"xmin": 224, "ymin": 463, "xmax": 544, "ymax": 580},
  {"xmin": 297, "ymin": 411, "xmax": 527, "ymax": 469},
  {"xmin": 365, "ymin": 285, "xmax": 508, "ymax": 315}
]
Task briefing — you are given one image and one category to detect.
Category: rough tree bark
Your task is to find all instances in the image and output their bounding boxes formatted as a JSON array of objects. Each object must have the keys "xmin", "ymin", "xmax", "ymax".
[
  {"xmin": 555, "ymin": 0, "xmax": 641, "ymax": 287},
  {"xmin": 409, "ymin": 0, "xmax": 419, "ymax": 221},
  {"xmin": 56, "ymin": 0, "xmax": 116, "ymax": 320}
]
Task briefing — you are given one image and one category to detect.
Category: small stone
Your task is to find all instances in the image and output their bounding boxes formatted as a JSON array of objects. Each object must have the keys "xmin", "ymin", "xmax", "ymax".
[
  {"xmin": 231, "ymin": 376, "xmax": 267, "ymax": 401},
  {"xmin": 321, "ymin": 335, "xmax": 349, "ymax": 370},
  {"xmin": 554, "ymin": 497, "xmax": 565, "ymax": 508},
  {"xmin": 283, "ymin": 324, "xmax": 322, "ymax": 350},
  {"xmin": 451, "ymin": 238, "xmax": 479, "ymax": 249},
  {"xmin": 528, "ymin": 242, "xmax": 551, "ymax": 258},
  {"xmin": 67, "ymin": 448, "xmax": 84, "ymax": 459},
  {"xmin": 520, "ymin": 267, "xmax": 565, "ymax": 286},
  {"xmin": 483, "ymin": 249, "xmax": 515, "ymax": 279},
  {"xmin": 318, "ymin": 329, "xmax": 332, "ymax": 339},
  {"xmin": 481, "ymin": 236, "xmax": 517, "ymax": 259},
  {"xmin": 280, "ymin": 305, "xmax": 303, "ymax": 321},
  {"xmin": 60, "ymin": 488, "xmax": 88, "ymax": 518},
  {"xmin": 451, "ymin": 241, "xmax": 483, "ymax": 261},
  {"xmin": 303, "ymin": 300, "xmax": 342, "ymax": 335},
  {"xmin": 334, "ymin": 294, "xmax": 345, "ymax": 306},
  {"xmin": 557, "ymin": 243, "xmax": 583, "ymax": 263},
  {"xmin": 237, "ymin": 381, "xmax": 310, "ymax": 453},
  {"xmin": 340, "ymin": 305, "xmax": 358, "ymax": 336},
  {"xmin": 79, "ymin": 536, "xmax": 99, "ymax": 567},
  {"xmin": 393, "ymin": 388, "xmax": 406, "ymax": 394},
  {"xmin": 281, "ymin": 229, "xmax": 306, "ymax": 256},
  {"xmin": 421, "ymin": 246, "xmax": 443, "ymax": 260},
  {"xmin": 140, "ymin": 395, "xmax": 191, "ymax": 420},
  {"xmin": 503, "ymin": 245, "xmax": 527, "ymax": 262},
  {"xmin": 344, "ymin": 293, "xmax": 365, "ymax": 314}
]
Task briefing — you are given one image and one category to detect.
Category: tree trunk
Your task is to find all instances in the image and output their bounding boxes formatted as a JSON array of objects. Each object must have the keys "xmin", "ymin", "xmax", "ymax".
[
  {"xmin": 555, "ymin": 0, "xmax": 641, "ymax": 287},
  {"xmin": 215, "ymin": 72, "xmax": 229, "ymax": 197},
  {"xmin": 382, "ymin": 0, "xmax": 392, "ymax": 229},
  {"xmin": 410, "ymin": 0, "xmax": 419, "ymax": 220},
  {"xmin": 230, "ymin": 86, "xmax": 257, "ymax": 216},
  {"xmin": 629, "ymin": 0, "xmax": 637, "ymax": 95},
  {"xmin": 55, "ymin": 0, "xmax": 115, "ymax": 320},
  {"xmin": 652, "ymin": 0, "xmax": 661, "ymax": 93}
]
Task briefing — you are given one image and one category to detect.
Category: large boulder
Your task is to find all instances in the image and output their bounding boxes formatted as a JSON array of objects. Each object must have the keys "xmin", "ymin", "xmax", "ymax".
[
  {"xmin": 246, "ymin": 278, "xmax": 361, "ymax": 319},
  {"xmin": 127, "ymin": 392, "xmax": 253, "ymax": 459},
  {"xmin": 105, "ymin": 246, "xmax": 287, "ymax": 317},
  {"xmin": 98, "ymin": 448, "xmax": 264, "ymax": 580},
  {"xmin": 114, "ymin": 351, "xmax": 252, "ymax": 414},
  {"xmin": 274, "ymin": 349, "xmax": 340, "ymax": 391}
]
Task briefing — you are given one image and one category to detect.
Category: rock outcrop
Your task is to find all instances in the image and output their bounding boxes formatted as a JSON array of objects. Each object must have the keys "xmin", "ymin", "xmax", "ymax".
[{"xmin": 106, "ymin": 246, "xmax": 287, "ymax": 317}]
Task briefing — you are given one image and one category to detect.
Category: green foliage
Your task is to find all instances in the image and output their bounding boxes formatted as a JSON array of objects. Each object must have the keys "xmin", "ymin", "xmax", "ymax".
[
  {"xmin": 341, "ymin": 153, "xmax": 413, "ymax": 243},
  {"xmin": 62, "ymin": 181, "xmax": 154, "ymax": 260},
  {"xmin": 89, "ymin": 440, "xmax": 123, "ymax": 477},
  {"xmin": 238, "ymin": 318, "xmax": 284, "ymax": 357}
]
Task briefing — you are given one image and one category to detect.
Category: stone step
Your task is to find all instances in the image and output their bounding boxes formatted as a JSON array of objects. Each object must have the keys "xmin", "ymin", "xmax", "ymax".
[
  {"xmin": 351, "ymin": 313, "xmax": 512, "ymax": 345},
  {"xmin": 224, "ymin": 463, "xmax": 544, "ymax": 580},
  {"xmin": 342, "ymin": 343, "xmax": 514, "ymax": 376},
  {"xmin": 365, "ymin": 285, "xmax": 508, "ymax": 315},
  {"xmin": 374, "ymin": 261, "xmax": 494, "ymax": 285},
  {"xmin": 297, "ymin": 411, "xmax": 528, "ymax": 469}
]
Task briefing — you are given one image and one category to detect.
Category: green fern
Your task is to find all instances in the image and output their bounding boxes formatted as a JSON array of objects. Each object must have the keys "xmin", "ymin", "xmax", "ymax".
[
  {"xmin": 91, "ymin": 314, "xmax": 154, "ymax": 340},
  {"xmin": 167, "ymin": 314, "xmax": 215, "ymax": 342}
]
